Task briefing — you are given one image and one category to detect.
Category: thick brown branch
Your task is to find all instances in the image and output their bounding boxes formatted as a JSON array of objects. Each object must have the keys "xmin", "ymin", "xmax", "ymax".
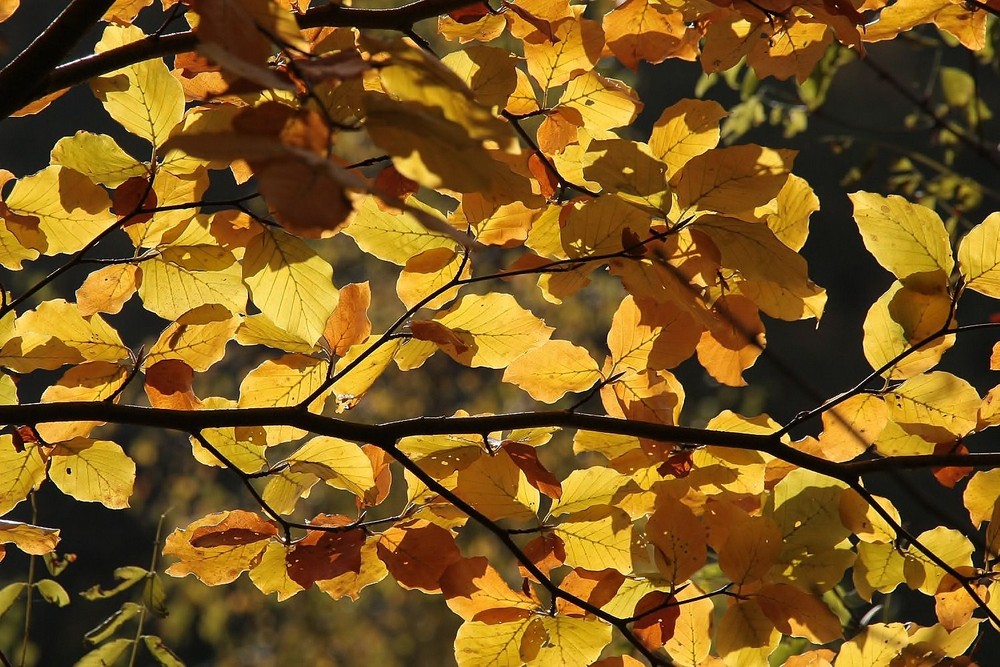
[
  {"xmin": 30, "ymin": 0, "xmax": 484, "ymax": 112},
  {"xmin": 0, "ymin": 0, "xmax": 117, "ymax": 119}
]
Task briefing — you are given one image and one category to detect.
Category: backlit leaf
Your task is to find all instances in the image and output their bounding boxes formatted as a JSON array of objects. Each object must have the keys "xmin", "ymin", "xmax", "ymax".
[
  {"xmin": 502, "ymin": 339, "xmax": 600, "ymax": 403},
  {"xmin": 48, "ymin": 438, "xmax": 136, "ymax": 509},
  {"xmin": 243, "ymin": 226, "xmax": 339, "ymax": 345},
  {"xmin": 92, "ymin": 25, "xmax": 185, "ymax": 146},
  {"xmin": 957, "ymin": 210, "xmax": 1000, "ymax": 298},
  {"xmin": 850, "ymin": 192, "xmax": 954, "ymax": 288}
]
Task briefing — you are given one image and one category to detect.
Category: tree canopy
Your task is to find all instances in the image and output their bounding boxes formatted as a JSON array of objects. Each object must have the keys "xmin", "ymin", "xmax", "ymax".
[{"xmin": 0, "ymin": 0, "xmax": 999, "ymax": 665}]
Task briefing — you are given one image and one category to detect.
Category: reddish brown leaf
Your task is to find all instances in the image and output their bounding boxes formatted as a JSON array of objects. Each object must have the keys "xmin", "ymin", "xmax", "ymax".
[
  {"xmin": 448, "ymin": 3, "xmax": 490, "ymax": 23},
  {"xmin": 657, "ymin": 450, "xmax": 693, "ymax": 478},
  {"xmin": 374, "ymin": 165, "xmax": 419, "ymax": 201},
  {"xmin": 632, "ymin": 591, "xmax": 680, "ymax": 649},
  {"xmin": 501, "ymin": 440, "xmax": 562, "ymax": 499},
  {"xmin": 190, "ymin": 510, "xmax": 278, "ymax": 548},
  {"xmin": 111, "ymin": 176, "xmax": 155, "ymax": 224},
  {"xmin": 518, "ymin": 533, "xmax": 566, "ymax": 582},
  {"xmin": 377, "ymin": 520, "xmax": 462, "ymax": 593},
  {"xmin": 527, "ymin": 153, "xmax": 559, "ymax": 200},
  {"xmin": 144, "ymin": 359, "xmax": 202, "ymax": 410},
  {"xmin": 286, "ymin": 515, "xmax": 366, "ymax": 588},
  {"xmin": 359, "ymin": 444, "xmax": 392, "ymax": 509},
  {"xmin": 556, "ymin": 568, "xmax": 626, "ymax": 617}
]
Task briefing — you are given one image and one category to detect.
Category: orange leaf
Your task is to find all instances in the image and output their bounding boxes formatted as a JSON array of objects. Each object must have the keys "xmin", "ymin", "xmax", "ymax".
[
  {"xmin": 632, "ymin": 591, "xmax": 680, "ymax": 649},
  {"xmin": 144, "ymin": 359, "xmax": 202, "ymax": 410}
]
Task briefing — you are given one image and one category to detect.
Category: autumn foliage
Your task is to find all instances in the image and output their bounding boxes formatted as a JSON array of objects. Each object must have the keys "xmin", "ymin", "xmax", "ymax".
[{"xmin": 0, "ymin": 0, "xmax": 999, "ymax": 664}]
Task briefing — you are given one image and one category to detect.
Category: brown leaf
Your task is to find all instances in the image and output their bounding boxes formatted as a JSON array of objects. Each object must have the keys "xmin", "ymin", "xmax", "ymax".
[
  {"xmin": 501, "ymin": 440, "xmax": 562, "ymax": 499},
  {"xmin": 144, "ymin": 359, "xmax": 202, "ymax": 410},
  {"xmin": 190, "ymin": 510, "xmax": 278, "ymax": 548},
  {"xmin": 377, "ymin": 520, "xmax": 462, "ymax": 592},
  {"xmin": 286, "ymin": 515, "xmax": 366, "ymax": 588},
  {"xmin": 632, "ymin": 591, "xmax": 680, "ymax": 649}
]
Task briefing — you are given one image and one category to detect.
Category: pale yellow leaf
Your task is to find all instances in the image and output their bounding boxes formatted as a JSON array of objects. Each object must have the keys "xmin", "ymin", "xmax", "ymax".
[
  {"xmin": 138, "ymin": 244, "xmax": 246, "ymax": 321},
  {"xmin": 146, "ymin": 304, "xmax": 239, "ymax": 371},
  {"xmin": 0, "ymin": 520, "xmax": 59, "ymax": 555},
  {"xmin": 238, "ymin": 354, "xmax": 329, "ymax": 444},
  {"xmin": 243, "ymin": 227, "xmax": 338, "ymax": 344},
  {"xmin": 345, "ymin": 195, "xmax": 455, "ymax": 266},
  {"xmin": 557, "ymin": 71, "xmax": 640, "ymax": 130},
  {"xmin": 0, "ymin": 438, "xmax": 45, "ymax": 516},
  {"xmin": 50, "ymin": 132, "xmax": 147, "ymax": 187},
  {"xmin": 92, "ymin": 25, "xmax": 185, "ymax": 145},
  {"xmin": 957, "ymin": 211, "xmax": 1000, "ymax": 298},
  {"xmin": 850, "ymin": 192, "xmax": 954, "ymax": 287},
  {"xmin": 48, "ymin": 438, "xmax": 136, "ymax": 509},
  {"xmin": 284, "ymin": 436, "xmax": 376, "ymax": 499},
  {"xmin": 861, "ymin": 281, "xmax": 955, "ymax": 379},
  {"xmin": 554, "ymin": 507, "xmax": 636, "ymax": 574},
  {"xmin": 5, "ymin": 166, "xmax": 115, "ymax": 255}
]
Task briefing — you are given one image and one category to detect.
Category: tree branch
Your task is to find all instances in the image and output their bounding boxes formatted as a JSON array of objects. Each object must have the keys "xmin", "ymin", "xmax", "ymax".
[{"xmin": 0, "ymin": 0, "xmax": 117, "ymax": 119}]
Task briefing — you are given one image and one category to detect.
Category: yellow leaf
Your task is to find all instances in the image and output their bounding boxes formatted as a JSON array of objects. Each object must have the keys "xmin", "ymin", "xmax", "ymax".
[
  {"xmin": 104, "ymin": 0, "xmax": 153, "ymax": 24},
  {"xmin": 455, "ymin": 617, "xmax": 534, "ymax": 667},
  {"xmin": 420, "ymin": 293, "xmax": 553, "ymax": 369},
  {"xmin": 237, "ymin": 354, "xmax": 329, "ymax": 445},
  {"xmin": 146, "ymin": 304, "xmax": 240, "ymax": 371},
  {"xmin": 243, "ymin": 227, "xmax": 338, "ymax": 345},
  {"xmin": 902, "ymin": 527, "xmax": 973, "ymax": 595},
  {"xmin": 284, "ymin": 436, "xmax": 376, "ymax": 499},
  {"xmin": 581, "ymin": 138, "xmax": 672, "ymax": 215},
  {"xmin": 771, "ymin": 468, "xmax": 850, "ymax": 551},
  {"xmin": 125, "ymin": 171, "xmax": 209, "ymax": 248},
  {"xmin": 861, "ymin": 281, "xmax": 955, "ymax": 379},
  {"xmin": 48, "ymin": 438, "xmax": 136, "ymax": 509},
  {"xmin": 236, "ymin": 313, "xmax": 317, "ymax": 354},
  {"xmin": 839, "ymin": 490, "xmax": 900, "ymax": 544},
  {"xmin": 850, "ymin": 192, "xmax": 954, "ymax": 288},
  {"xmin": 601, "ymin": 366, "xmax": 685, "ymax": 426},
  {"xmin": 330, "ymin": 336, "xmax": 402, "ymax": 412},
  {"xmin": 190, "ymin": 397, "xmax": 267, "ymax": 473},
  {"xmin": 957, "ymin": 211, "xmax": 1000, "ymax": 298},
  {"xmin": 648, "ymin": 98, "xmax": 727, "ymax": 177},
  {"xmin": 0, "ymin": 299, "xmax": 129, "ymax": 372},
  {"xmin": 886, "ymin": 371, "xmax": 980, "ymax": 441},
  {"xmin": 441, "ymin": 46, "xmax": 519, "ymax": 111},
  {"xmin": 5, "ymin": 166, "xmax": 115, "ymax": 255},
  {"xmin": 716, "ymin": 599, "xmax": 780, "ymax": 667},
  {"xmin": 345, "ymin": 195, "xmax": 455, "ymax": 266},
  {"xmin": 248, "ymin": 541, "xmax": 304, "ymax": 601},
  {"xmin": 396, "ymin": 248, "xmax": 469, "ymax": 310},
  {"xmin": 964, "ymin": 468, "xmax": 1000, "ymax": 528},
  {"xmin": 0, "ymin": 438, "xmax": 45, "ymax": 516},
  {"xmin": 748, "ymin": 18, "xmax": 832, "ymax": 84},
  {"xmin": 92, "ymin": 25, "xmax": 185, "ymax": 146},
  {"xmin": 502, "ymin": 339, "xmax": 600, "ymax": 403},
  {"xmin": 817, "ymin": 393, "xmax": 889, "ymax": 461},
  {"xmin": 664, "ymin": 584, "xmax": 714, "ymax": 667},
  {"xmin": 696, "ymin": 215, "xmax": 826, "ymax": 321},
  {"xmin": 75, "ymin": 264, "xmax": 139, "ymax": 316},
  {"xmin": 557, "ymin": 71, "xmax": 640, "ymax": 130},
  {"xmin": 671, "ymin": 145, "xmax": 793, "ymax": 217},
  {"xmin": 0, "ymin": 520, "xmax": 59, "ymax": 555},
  {"xmin": 835, "ymin": 622, "xmax": 908, "ymax": 667},
  {"xmin": 763, "ymin": 174, "xmax": 819, "ymax": 252},
  {"xmin": 554, "ymin": 507, "xmax": 636, "ymax": 574},
  {"xmin": 853, "ymin": 541, "xmax": 906, "ymax": 601},
  {"xmin": 455, "ymin": 449, "xmax": 539, "ymax": 521},
  {"xmin": 163, "ymin": 511, "xmax": 272, "ymax": 585},
  {"xmin": 531, "ymin": 615, "xmax": 613, "ymax": 665},
  {"xmin": 138, "ymin": 244, "xmax": 246, "ymax": 321},
  {"xmin": 365, "ymin": 94, "xmax": 528, "ymax": 199},
  {"xmin": 549, "ymin": 466, "xmax": 631, "ymax": 518},
  {"xmin": 521, "ymin": 16, "xmax": 604, "ymax": 89},
  {"xmin": 50, "ymin": 132, "xmax": 147, "ymax": 187},
  {"xmin": 560, "ymin": 194, "xmax": 651, "ymax": 258},
  {"xmin": 38, "ymin": 361, "xmax": 128, "ymax": 443},
  {"xmin": 455, "ymin": 194, "xmax": 537, "ymax": 247}
]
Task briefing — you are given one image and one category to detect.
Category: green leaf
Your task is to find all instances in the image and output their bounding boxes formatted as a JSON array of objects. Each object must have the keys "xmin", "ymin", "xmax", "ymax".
[
  {"xmin": 74, "ymin": 638, "xmax": 133, "ymax": 667},
  {"xmin": 84, "ymin": 602, "xmax": 142, "ymax": 645},
  {"xmin": 35, "ymin": 578, "xmax": 70, "ymax": 607}
]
